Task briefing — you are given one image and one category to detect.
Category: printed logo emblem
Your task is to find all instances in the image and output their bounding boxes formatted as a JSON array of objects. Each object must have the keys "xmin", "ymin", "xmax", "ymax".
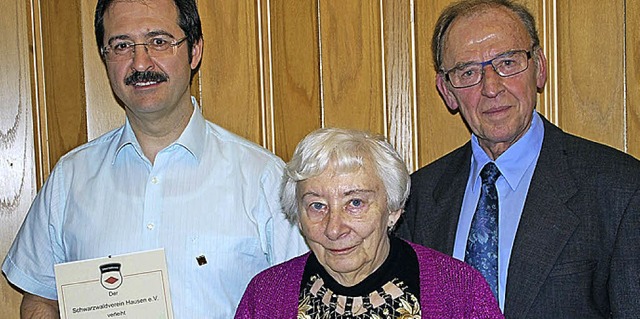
[{"xmin": 100, "ymin": 263, "xmax": 123, "ymax": 290}]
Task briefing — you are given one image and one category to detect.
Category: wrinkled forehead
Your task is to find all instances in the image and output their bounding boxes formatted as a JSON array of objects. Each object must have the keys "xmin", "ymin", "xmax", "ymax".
[
  {"xmin": 442, "ymin": 6, "xmax": 531, "ymax": 64},
  {"xmin": 297, "ymin": 161, "xmax": 383, "ymax": 195}
]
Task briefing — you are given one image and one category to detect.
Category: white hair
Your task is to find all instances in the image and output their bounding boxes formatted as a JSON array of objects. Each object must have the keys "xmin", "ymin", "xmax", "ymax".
[{"xmin": 281, "ymin": 128, "xmax": 410, "ymax": 223}]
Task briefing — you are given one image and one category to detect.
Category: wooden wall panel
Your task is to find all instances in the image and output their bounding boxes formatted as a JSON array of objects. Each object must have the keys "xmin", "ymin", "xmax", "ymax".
[
  {"xmin": 318, "ymin": 0, "xmax": 384, "ymax": 133},
  {"xmin": 81, "ymin": 0, "xmax": 124, "ymax": 141},
  {"xmin": 198, "ymin": 1, "xmax": 264, "ymax": 144},
  {"xmin": 382, "ymin": 0, "xmax": 416, "ymax": 170},
  {"xmin": 0, "ymin": 0, "xmax": 36, "ymax": 317},
  {"xmin": 628, "ymin": 0, "xmax": 640, "ymax": 158},
  {"xmin": 270, "ymin": 0, "xmax": 322, "ymax": 161},
  {"xmin": 538, "ymin": 0, "xmax": 557, "ymax": 123},
  {"xmin": 518, "ymin": 0, "xmax": 547, "ymax": 118},
  {"xmin": 414, "ymin": 0, "xmax": 469, "ymax": 168},
  {"xmin": 39, "ymin": 0, "xmax": 88, "ymax": 169},
  {"xmin": 557, "ymin": 1, "xmax": 626, "ymax": 151}
]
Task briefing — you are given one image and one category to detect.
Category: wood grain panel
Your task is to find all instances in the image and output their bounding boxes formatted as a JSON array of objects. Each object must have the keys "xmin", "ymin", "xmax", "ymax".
[
  {"xmin": 269, "ymin": 0, "xmax": 322, "ymax": 161},
  {"xmin": 30, "ymin": 0, "xmax": 49, "ymax": 187},
  {"xmin": 40, "ymin": 0, "xmax": 88, "ymax": 169},
  {"xmin": 257, "ymin": 0, "xmax": 275, "ymax": 153},
  {"xmin": 0, "ymin": 0, "xmax": 36, "ymax": 317},
  {"xmin": 414, "ymin": 0, "xmax": 469, "ymax": 168},
  {"xmin": 81, "ymin": 0, "xmax": 125, "ymax": 141},
  {"xmin": 557, "ymin": 1, "xmax": 625, "ymax": 150},
  {"xmin": 628, "ymin": 0, "xmax": 640, "ymax": 158},
  {"xmin": 382, "ymin": 0, "xmax": 416, "ymax": 171},
  {"xmin": 198, "ymin": 1, "xmax": 263, "ymax": 144},
  {"xmin": 318, "ymin": 0, "xmax": 384, "ymax": 133},
  {"xmin": 517, "ymin": 0, "xmax": 548, "ymax": 119},
  {"xmin": 537, "ymin": 0, "xmax": 557, "ymax": 123}
]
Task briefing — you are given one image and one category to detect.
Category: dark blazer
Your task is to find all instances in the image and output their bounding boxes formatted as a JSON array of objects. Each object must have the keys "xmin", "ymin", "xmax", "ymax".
[{"xmin": 398, "ymin": 116, "xmax": 640, "ymax": 318}]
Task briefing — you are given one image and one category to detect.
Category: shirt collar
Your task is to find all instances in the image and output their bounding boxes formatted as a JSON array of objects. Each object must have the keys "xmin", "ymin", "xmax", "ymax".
[
  {"xmin": 113, "ymin": 96, "xmax": 206, "ymax": 163},
  {"xmin": 470, "ymin": 111, "xmax": 544, "ymax": 192}
]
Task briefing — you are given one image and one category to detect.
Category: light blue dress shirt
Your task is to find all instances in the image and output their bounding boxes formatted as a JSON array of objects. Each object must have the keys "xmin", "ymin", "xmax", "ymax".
[
  {"xmin": 2, "ymin": 97, "xmax": 308, "ymax": 318},
  {"xmin": 452, "ymin": 111, "xmax": 544, "ymax": 311}
]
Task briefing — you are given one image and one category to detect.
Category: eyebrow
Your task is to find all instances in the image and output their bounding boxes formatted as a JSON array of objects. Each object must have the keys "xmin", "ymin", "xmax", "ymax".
[
  {"xmin": 301, "ymin": 191, "xmax": 321, "ymax": 200},
  {"xmin": 344, "ymin": 189, "xmax": 375, "ymax": 197},
  {"xmin": 451, "ymin": 49, "xmax": 524, "ymax": 69},
  {"xmin": 300, "ymin": 188, "xmax": 375, "ymax": 200}
]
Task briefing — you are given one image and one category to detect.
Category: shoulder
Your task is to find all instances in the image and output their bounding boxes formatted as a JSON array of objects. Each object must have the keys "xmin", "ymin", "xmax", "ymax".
[
  {"xmin": 247, "ymin": 253, "xmax": 309, "ymax": 289},
  {"xmin": 238, "ymin": 253, "xmax": 309, "ymax": 317},
  {"xmin": 408, "ymin": 143, "xmax": 471, "ymax": 197},
  {"xmin": 543, "ymin": 121, "xmax": 640, "ymax": 181},
  {"xmin": 53, "ymin": 126, "xmax": 124, "ymax": 171},
  {"xmin": 407, "ymin": 241, "xmax": 501, "ymax": 315},
  {"xmin": 409, "ymin": 242, "xmax": 466, "ymax": 269},
  {"xmin": 411, "ymin": 143, "xmax": 470, "ymax": 181},
  {"xmin": 204, "ymin": 121, "xmax": 284, "ymax": 169}
]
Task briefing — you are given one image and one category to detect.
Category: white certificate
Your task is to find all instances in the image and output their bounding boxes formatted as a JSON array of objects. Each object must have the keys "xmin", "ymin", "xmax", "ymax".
[{"xmin": 54, "ymin": 249, "xmax": 173, "ymax": 319}]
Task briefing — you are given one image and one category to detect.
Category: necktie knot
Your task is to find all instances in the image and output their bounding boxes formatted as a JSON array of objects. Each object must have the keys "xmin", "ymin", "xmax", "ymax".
[{"xmin": 480, "ymin": 162, "xmax": 501, "ymax": 185}]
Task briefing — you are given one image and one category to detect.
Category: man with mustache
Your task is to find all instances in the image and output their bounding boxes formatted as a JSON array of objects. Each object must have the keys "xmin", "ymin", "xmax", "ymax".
[
  {"xmin": 398, "ymin": 0, "xmax": 640, "ymax": 317},
  {"xmin": 2, "ymin": 0, "xmax": 307, "ymax": 317}
]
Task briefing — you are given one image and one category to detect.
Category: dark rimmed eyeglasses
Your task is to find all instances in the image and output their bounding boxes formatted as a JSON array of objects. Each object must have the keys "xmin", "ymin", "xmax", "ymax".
[{"xmin": 443, "ymin": 49, "xmax": 532, "ymax": 88}]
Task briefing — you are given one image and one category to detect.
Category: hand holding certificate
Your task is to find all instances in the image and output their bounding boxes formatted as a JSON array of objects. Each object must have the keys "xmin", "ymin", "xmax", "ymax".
[{"xmin": 54, "ymin": 249, "xmax": 173, "ymax": 319}]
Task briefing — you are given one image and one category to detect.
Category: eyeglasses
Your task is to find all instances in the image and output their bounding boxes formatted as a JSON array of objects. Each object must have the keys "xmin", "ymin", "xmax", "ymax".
[
  {"xmin": 443, "ymin": 50, "xmax": 532, "ymax": 88},
  {"xmin": 101, "ymin": 36, "xmax": 187, "ymax": 62}
]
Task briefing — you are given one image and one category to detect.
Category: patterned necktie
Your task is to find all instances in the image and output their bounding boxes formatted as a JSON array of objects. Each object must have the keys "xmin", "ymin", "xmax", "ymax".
[{"xmin": 465, "ymin": 162, "xmax": 501, "ymax": 299}]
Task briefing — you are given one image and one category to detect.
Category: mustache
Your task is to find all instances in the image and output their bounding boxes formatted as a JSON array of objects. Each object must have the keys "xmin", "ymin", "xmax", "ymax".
[{"xmin": 124, "ymin": 71, "xmax": 168, "ymax": 86}]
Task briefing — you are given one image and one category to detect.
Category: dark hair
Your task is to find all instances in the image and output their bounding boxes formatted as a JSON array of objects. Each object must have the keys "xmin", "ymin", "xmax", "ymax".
[
  {"xmin": 95, "ymin": 0, "xmax": 203, "ymax": 62},
  {"xmin": 432, "ymin": 0, "xmax": 540, "ymax": 72}
]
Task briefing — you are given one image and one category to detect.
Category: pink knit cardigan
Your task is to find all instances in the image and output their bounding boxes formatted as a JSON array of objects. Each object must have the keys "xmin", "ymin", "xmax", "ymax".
[{"xmin": 235, "ymin": 241, "xmax": 503, "ymax": 318}]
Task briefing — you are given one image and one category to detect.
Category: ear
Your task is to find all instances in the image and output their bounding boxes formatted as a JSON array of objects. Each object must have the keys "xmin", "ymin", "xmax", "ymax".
[
  {"xmin": 534, "ymin": 47, "xmax": 547, "ymax": 91},
  {"xmin": 436, "ymin": 73, "xmax": 460, "ymax": 111},
  {"xmin": 190, "ymin": 38, "xmax": 203, "ymax": 69},
  {"xmin": 388, "ymin": 209, "xmax": 403, "ymax": 227}
]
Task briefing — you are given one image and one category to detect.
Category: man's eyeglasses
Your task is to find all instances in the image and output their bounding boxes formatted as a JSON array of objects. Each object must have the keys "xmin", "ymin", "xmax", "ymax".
[
  {"xmin": 101, "ymin": 36, "xmax": 187, "ymax": 62},
  {"xmin": 443, "ymin": 50, "xmax": 532, "ymax": 88}
]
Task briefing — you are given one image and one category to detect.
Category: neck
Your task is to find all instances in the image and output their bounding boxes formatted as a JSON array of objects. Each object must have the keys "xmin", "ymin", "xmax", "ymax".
[
  {"xmin": 127, "ymin": 102, "xmax": 193, "ymax": 164},
  {"xmin": 480, "ymin": 142, "xmax": 509, "ymax": 160}
]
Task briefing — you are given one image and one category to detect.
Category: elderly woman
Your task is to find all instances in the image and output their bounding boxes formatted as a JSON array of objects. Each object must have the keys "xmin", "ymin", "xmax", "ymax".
[{"xmin": 235, "ymin": 128, "xmax": 502, "ymax": 318}]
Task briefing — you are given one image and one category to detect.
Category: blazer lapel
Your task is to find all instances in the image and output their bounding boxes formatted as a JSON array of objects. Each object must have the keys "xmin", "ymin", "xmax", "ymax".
[
  {"xmin": 504, "ymin": 119, "xmax": 580, "ymax": 317},
  {"xmin": 430, "ymin": 144, "xmax": 472, "ymax": 254}
]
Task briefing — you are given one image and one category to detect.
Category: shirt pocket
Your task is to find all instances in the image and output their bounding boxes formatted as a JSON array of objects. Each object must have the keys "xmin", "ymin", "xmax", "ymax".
[{"xmin": 188, "ymin": 235, "xmax": 269, "ymax": 277}]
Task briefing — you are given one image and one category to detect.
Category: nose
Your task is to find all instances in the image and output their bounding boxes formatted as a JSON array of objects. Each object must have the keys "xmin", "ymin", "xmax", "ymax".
[
  {"xmin": 130, "ymin": 44, "xmax": 154, "ymax": 72},
  {"xmin": 480, "ymin": 64, "xmax": 505, "ymax": 98},
  {"xmin": 324, "ymin": 210, "xmax": 349, "ymax": 241}
]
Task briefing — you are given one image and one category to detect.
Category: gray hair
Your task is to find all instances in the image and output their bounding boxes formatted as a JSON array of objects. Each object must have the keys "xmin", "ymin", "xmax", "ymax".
[
  {"xmin": 282, "ymin": 128, "xmax": 410, "ymax": 223},
  {"xmin": 432, "ymin": 0, "xmax": 541, "ymax": 73}
]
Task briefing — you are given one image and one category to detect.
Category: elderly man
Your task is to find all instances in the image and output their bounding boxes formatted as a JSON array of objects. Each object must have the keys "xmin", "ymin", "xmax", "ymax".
[
  {"xmin": 398, "ymin": 0, "xmax": 640, "ymax": 318},
  {"xmin": 2, "ymin": 0, "xmax": 306, "ymax": 317}
]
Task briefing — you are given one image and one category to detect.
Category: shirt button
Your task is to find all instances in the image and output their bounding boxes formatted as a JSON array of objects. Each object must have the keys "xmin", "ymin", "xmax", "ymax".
[
  {"xmin": 151, "ymin": 177, "xmax": 159, "ymax": 184},
  {"xmin": 147, "ymin": 223, "xmax": 155, "ymax": 230}
]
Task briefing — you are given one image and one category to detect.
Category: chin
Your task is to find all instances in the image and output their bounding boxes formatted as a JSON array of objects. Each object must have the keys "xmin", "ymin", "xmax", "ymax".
[{"xmin": 326, "ymin": 261, "xmax": 361, "ymax": 275}]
